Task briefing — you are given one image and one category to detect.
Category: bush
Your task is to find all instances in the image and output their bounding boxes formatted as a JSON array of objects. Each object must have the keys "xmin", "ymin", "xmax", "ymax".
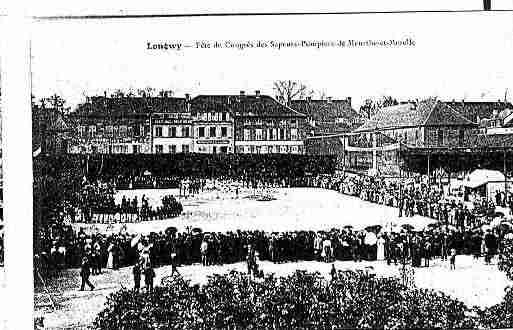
[
  {"xmin": 95, "ymin": 270, "xmax": 475, "ymax": 329},
  {"xmin": 479, "ymin": 235, "xmax": 513, "ymax": 328}
]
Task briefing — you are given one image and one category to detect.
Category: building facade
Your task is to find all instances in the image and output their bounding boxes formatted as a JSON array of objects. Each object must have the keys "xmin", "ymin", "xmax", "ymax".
[
  {"xmin": 190, "ymin": 95, "xmax": 235, "ymax": 154},
  {"xmin": 342, "ymin": 100, "xmax": 479, "ymax": 176},
  {"xmin": 66, "ymin": 91, "xmax": 308, "ymax": 155},
  {"xmin": 233, "ymin": 91, "xmax": 307, "ymax": 154},
  {"xmin": 68, "ymin": 96, "xmax": 153, "ymax": 154}
]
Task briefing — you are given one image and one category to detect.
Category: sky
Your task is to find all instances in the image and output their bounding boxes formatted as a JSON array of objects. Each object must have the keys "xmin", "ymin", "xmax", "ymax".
[{"xmin": 31, "ymin": 11, "xmax": 513, "ymax": 111}]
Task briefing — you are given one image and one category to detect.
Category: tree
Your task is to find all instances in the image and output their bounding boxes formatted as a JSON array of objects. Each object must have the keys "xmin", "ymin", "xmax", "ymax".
[
  {"xmin": 273, "ymin": 80, "xmax": 313, "ymax": 105},
  {"xmin": 359, "ymin": 96, "xmax": 399, "ymax": 119},
  {"xmin": 359, "ymin": 99, "xmax": 377, "ymax": 119}
]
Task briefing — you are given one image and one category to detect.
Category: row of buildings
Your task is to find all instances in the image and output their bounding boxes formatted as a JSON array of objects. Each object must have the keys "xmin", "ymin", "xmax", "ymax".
[
  {"xmin": 306, "ymin": 98, "xmax": 513, "ymax": 177},
  {"xmin": 33, "ymin": 89, "xmax": 513, "ymax": 179},
  {"xmin": 33, "ymin": 91, "xmax": 361, "ymax": 156}
]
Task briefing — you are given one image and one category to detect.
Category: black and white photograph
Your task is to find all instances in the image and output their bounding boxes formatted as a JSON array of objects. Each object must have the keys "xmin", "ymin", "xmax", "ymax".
[{"xmin": 30, "ymin": 9, "xmax": 513, "ymax": 329}]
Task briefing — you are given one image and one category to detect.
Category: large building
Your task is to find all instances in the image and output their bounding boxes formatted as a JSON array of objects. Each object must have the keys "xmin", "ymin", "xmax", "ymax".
[
  {"xmin": 190, "ymin": 94, "xmax": 235, "ymax": 154},
  {"xmin": 151, "ymin": 95, "xmax": 193, "ymax": 154},
  {"xmin": 342, "ymin": 99, "xmax": 479, "ymax": 176},
  {"xmin": 68, "ymin": 95, "xmax": 153, "ymax": 154},
  {"xmin": 66, "ymin": 91, "xmax": 308, "ymax": 155},
  {"xmin": 232, "ymin": 91, "xmax": 307, "ymax": 154}
]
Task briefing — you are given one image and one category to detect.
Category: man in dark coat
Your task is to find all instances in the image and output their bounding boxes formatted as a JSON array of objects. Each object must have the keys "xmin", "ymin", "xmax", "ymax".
[
  {"xmin": 132, "ymin": 262, "xmax": 141, "ymax": 291},
  {"xmin": 80, "ymin": 256, "xmax": 95, "ymax": 291},
  {"xmin": 144, "ymin": 265, "xmax": 156, "ymax": 293}
]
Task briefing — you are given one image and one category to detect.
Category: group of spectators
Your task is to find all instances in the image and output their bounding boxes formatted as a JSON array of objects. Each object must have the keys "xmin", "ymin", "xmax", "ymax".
[
  {"xmin": 36, "ymin": 219, "xmax": 505, "ymax": 279},
  {"xmin": 59, "ymin": 180, "xmax": 183, "ymax": 224},
  {"xmin": 312, "ymin": 174, "xmax": 513, "ymax": 232}
]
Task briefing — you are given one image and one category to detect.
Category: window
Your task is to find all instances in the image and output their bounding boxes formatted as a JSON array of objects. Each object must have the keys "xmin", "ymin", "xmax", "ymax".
[
  {"xmin": 132, "ymin": 145, "xmax": 140, "ymax": 154},
  {"xmin": 220, "ymin": 146, "xmax": 228, "ymax": 153},
  {"xmin": 221, "ymin": 112, "xmax": 227, "ymax": 121},
  {"xmin": 437, "ymin": 129, "xmax": 444, "ymax": 146},
  {"xmin": 182, "ymin": 145, "xmax": 190, "ymax": 153},
  {"xmin": 170, "ymin": 126, "xmax": 177, "ymax": 138},
  {"xmin": 169, "ymin": 145, "xmax": 177, "ymax": 153},
  {"xmin": 91, "ymin": 146, "xmax": 98, "ymax": 154},
  {"xmin": 279, "ymin": 128, "xmax": 285, "ymax": 140},
  {"xmin": 183, "ymin": 127, "xmax": 190, "ymax": 137},
  {"xmin": 268, "ymin": 129, "xmax": 273, "ymax": 140},
  {"xmin": 256, "ymin": 129, "xmax": 263, "ymax": 140},
  {"xmin": 210, "ymin": 127, "xmax": 217, "ymax": 137},
  {"xmin": 221, "ymin": 127, "xmax": 228, "ymax": 137},
  {"xmin": 291, "ymin": 128, "xmax": 298, "ymax": 140},
  {"xmin": 155, "ymin": 145, "xmax": 163, "ymax": 153},
  {"xmin": 458, "ymin": 129, "xmax": 464, "ymax": 146},
  {"xmin": 244, "ymin": 129, "xmax": 251, "ymax": 140},
  {"xmin": 198, "ymin": 127, "xmax": 205, "ymax": 137},
  {"xmin": 155, "ymin": 126, "xmax": 163, "ymax": 137},
  {"xmin": 89, "ymin": 125, "xmax": 96, "ymax": 138}
]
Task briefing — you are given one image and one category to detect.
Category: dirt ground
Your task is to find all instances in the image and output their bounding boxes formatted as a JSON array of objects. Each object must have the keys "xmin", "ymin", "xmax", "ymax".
[{"xmin": 35, "ymin": 255, "xmax": 509, "ymax": 329}]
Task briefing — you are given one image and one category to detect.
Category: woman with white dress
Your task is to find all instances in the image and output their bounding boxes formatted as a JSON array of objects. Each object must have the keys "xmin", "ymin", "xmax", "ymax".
[
  {"xmin": 377, "ymin": 235, "xmax": 386, "ymax": 261},
  {"xmin": 107, "ymin": 242, "xmax": 115, "ymax": 269}
]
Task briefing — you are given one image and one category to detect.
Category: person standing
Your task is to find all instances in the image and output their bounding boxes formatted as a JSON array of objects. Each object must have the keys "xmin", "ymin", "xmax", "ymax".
[
  {"xmin": 79, "ymin": 256, "xmax": 95, "ymax": 291},
  {"xmin": 132, "ymin": 262, "xmax": 141, "ymax": 291},
  {"xmin": 144, "ymin": 265, "xmax": 156, "ymax": 293},
  {"xmin": 424, "ymin": 239, "xmax": 432, "ymax": 267},
  {"xmin": 200, "ymin": 239, "xmax": 209, "ymax": 266},
  {"xmin": 376, "ymin": 234, "xmax": 385, "ymax": 261},
  {"xmin": 449, "ymin": 248, "xmax": 456, "ymax": 270}
]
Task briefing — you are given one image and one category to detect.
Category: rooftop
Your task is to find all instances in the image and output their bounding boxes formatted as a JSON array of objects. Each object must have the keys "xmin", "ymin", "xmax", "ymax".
[{"xmin": 355, "ymin": 100, "xmax": 476, "ymax": 133}]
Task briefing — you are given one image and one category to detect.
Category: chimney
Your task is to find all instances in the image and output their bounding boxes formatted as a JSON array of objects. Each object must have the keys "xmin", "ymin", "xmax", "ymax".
[
  {"xmin": 255, "ymin": 90, "xmax": 261, "ymax": 98},
  {"xmin": 185, "ymin": 93, "xmax": 190, "ymax": 101},
  {"xmin": 240, "ymin": 91, "xmax": 245, "ymax": 97},
  {"xmin": 327, "ymin": 96, "xmax": 332, "ymax": 103},
  {"xmin": 306, "ymin": 96, "xmax": 312, "ymax": 102},
  {"xmin": 483, "ymin": 0, "xmax": 491, "ymax": 10},
  {"xmin": 347, "ymin": 97, "xmax": 352, "ymax": 106},
  {"xmin": 104, "ymin": 91, "xmax": 107, "ymax": 98}
]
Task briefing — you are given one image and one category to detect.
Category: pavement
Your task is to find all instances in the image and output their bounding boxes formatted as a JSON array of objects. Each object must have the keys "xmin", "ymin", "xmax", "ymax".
[{"xmin": 34, "ymin": 255, "xmax": 510, "ymax": 329}]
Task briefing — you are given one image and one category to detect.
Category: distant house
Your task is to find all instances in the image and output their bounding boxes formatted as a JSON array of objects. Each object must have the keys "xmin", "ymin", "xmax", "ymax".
[
  {"xmin": 344, "ymin": 100, "xmax": 479, "ymax": 176},
  {"xmin": 443, "ymin": 100, "xmax": 513, "ymax": 126},
  {"xmin": 354, "ymin": 100, "xmax": 478, "ymax": 148},
  {"xmin": 290, "ymin": 97, "xmax": 363, "ymax": 135}
]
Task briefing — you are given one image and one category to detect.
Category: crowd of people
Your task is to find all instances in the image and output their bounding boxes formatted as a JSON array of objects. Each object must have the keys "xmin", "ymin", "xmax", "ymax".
[
  {"xmin": 36, "ymin": 217, "xmax": 506, "ymax": 284},
  {"xmin": 59, "ymin": 179, "xmax": 183, "ymax": 224},
  {"xmin": 312, "ymin": 173, "xmax": 513, "ymax": 232}
]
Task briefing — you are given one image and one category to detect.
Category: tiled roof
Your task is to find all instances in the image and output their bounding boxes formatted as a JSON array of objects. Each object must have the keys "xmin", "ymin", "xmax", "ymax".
[
  {"xmin": 443, "ymin": 101, "xmax": 513, "ymax": 123},
  {"xmin": 74, "ymin": 96, "xmax": 188, "ymax": 117},
  {"xmin": 191, "ymin": 94, "xmax": 306, "ymax": 117},
  {"xmin": 289, "ymin": 99, "xmax": 359, "ymax": 121},
  {"xmin": 355, "ymin": 100, "xmax": 475, "ymax": 132},
  {"xmin": 290, "ymin": 99, "xmax": 362, "ymax": 134}
]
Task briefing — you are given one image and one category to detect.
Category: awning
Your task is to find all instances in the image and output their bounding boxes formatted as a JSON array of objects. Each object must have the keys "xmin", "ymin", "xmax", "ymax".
[{"xmin": 463, "ymin": 169, "xmax": 505, "ymax": 189}]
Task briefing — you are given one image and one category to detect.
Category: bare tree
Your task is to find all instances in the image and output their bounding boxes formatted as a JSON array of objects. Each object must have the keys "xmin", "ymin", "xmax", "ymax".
[
  {"xmin": 359, "ymin": 96, "xmax": 399, "ymax": 119},
  {"xmin": 273, "ymin": 80, "xmax": 313, "ymax": 105}
]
